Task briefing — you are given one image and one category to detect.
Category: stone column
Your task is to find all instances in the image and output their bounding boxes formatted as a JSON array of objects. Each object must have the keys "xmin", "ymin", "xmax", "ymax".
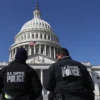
[
  {"xmin": 12, "ymin": 49, "xmax": 14, "ymax": 60},
  {"xmin": 13, "ymin": 48, "xmax": 15, "ymax": 59},
  {"xmin": 13, "ymin": 49, "xmax": 15, "ymax": 59},
  {"xmin": 40, "ymin": 69, "xmax": 45, "ymax": 95},
  {"xmin": 9, "ymin": 50, "xmax": 11, "ymax": 61},
  {"xmin": 28, "ymin": 45, "xmax": 31, "ymax": 56},
  {"xmin": 49, "ymin": 46, "xmax": 51, "ymax": 57},
  {"xmin": 94, "ymin": 83, "xmax": 100, "ymax": 96},
  {"xmin": 44, "ymin": 45, "xmax": 46, "ymax": 55},
  {"xmin": 34, "ymin": 45, "xmax": 36, "ymax": 54},
  {"xmin": 30, "ymin": 46, "xmax": 32, "ymax": 56},
  {"xmin": 39, "ymin": 44, "xmax": 41, "ymax": 54},
  {"xmin": 40, "ymin": 69, "xmax": 43, "ymax": 85},
  {"xmin": 14, "ymin": 48, "xmax": 17, "ymax": 58}
]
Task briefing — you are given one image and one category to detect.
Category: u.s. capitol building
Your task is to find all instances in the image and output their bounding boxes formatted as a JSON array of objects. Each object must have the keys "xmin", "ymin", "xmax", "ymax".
[{"xmin": 0, "ymin": 3, "xmax": 100, "ymax": 100}]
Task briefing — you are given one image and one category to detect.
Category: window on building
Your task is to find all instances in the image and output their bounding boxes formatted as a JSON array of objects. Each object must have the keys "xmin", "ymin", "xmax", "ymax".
[
  {"xmin": 31, "ymin": 46, "xmax": 34, "ymax": 55},
  {"xmin": 55, "ymin": 48, "xmax": 57, "ymax": 58},
  {"xmin": 21, "ymin": 36, "xmax": 23, "ymax": 40},
  {"xmin": 43, "ymin": 23, "xmax": 44, "ymax": 27},
  {"xmin": 51, "ymin": 47, "xmax": 54, "ymax": 58},
  {"xmin": 41, "ymin": 45, "xmax": 44, "ymax": 54},
  {"xmin": 52, "ymin": 37, "xmax": 54, "ymax": 41},
  {"xmin": 56, "ymin": 39, "xmax": 58, "ymax": 43},
  {"xmin": 32, "ymin": 34, "xmax": 34, "ymax": 38},
  {"xmin": 17, "ymin": 38, "xmax": 18, "ymax": 41},
  {"xmin": 40, "ymin": 34, "xmax": 42, "ymax": 39},
  {"xmin": 27, "ymin": 34, "xmax": 30, "ymax": 39},
  {"xmin": 36, "ymin": 22, "xmax": 38, "ymax": 26},
  {"xmin": 36, "ymin": 33, "xmax": 38, "ymax": 38},
  {"xmin": 48, "ymin": 35, "xmax": 50, "ymax": 40},
  {"xmin": 19, "ymin": 37, "xmax": 20, "ymax": 41},
  {"xmin": 24, "ymin": 35, "xmax": 26, "ymax": 40},
  {"xmin": 46, "ymin": 45, "xmax": 49, "ymax": 56},
  {"xmin": 45, "ymin": 24, "xmax": 47, "ymax": 28},
  {"xmin": 44, "ymin": 34, "xmax": 46, "ymax": 39},
  {"xmin": 13, "ymin": 49, "xmax": 15, "ymax": 55},
  {"xmin": 36, "ymin": 45, "xmax": 39, "ymax": 54}
]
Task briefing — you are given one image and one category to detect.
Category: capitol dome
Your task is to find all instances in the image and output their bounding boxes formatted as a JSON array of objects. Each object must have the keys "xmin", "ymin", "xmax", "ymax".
[
  {"xmin": 20, "ymin": 15, "xmax": 51, "ymax": 32},
  {"xmin": 20, "ymin": 4, "xmax": 51, "ymax": 32},
  {"xmin": 9, "ymin": 3, "xmax": 61, "ymax": 61}
]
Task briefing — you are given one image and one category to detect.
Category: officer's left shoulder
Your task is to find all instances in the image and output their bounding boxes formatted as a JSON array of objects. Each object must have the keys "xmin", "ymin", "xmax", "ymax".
[{"xmin": 71, "ymin": 59, "xmax": 87, "ymax": 69}]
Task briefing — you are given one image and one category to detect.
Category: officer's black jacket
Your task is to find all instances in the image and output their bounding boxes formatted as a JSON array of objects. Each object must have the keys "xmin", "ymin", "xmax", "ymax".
[
  {"xmin": 44, "ymin": 57, "xmax": 94, "ymax": 100},
  {"xmin": 0, "ymin": 59, "xmax": 42, "ymax": 99}
]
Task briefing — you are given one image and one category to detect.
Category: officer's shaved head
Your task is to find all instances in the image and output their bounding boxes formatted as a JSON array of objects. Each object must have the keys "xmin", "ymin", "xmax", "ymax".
[{"xmin": 57, "ymin": 48, "xmax": 69, "ymax": 56}]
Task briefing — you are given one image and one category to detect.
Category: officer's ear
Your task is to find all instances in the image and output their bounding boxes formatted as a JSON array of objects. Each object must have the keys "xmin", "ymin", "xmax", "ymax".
[
  {"xmin": 57, "ymin": 54, "xmax": 62, "ymax": 60},
  {"xmin": 60, "ymin": 54, "xmax": 64, "ymax": 58}
]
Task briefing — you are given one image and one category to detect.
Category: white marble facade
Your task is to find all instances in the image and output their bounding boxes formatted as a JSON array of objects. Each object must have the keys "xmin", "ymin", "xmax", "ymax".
[{"xmin": 0, "ymin": 3, "xmax": 100, "ymax": 100}]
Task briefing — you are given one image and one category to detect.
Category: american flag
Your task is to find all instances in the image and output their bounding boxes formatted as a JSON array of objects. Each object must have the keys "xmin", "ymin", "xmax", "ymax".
[{"xmin": 29, "ymin": 41, "xmax": 37, "ymax": 46}]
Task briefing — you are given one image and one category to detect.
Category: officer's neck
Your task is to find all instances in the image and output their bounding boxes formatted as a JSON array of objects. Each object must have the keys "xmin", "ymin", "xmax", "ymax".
[
  {"xmin": 62, "ymin": 56, "xmax": 70, "ymax": 59},
  {"xmin": 14, "ymin": 59, "xmax": 26, "ymax": 63}
]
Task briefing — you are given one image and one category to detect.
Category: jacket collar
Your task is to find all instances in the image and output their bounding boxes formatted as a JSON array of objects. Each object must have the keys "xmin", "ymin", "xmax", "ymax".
[
  {"xmin": 14, "ymin": 59, "xmax": 26, "ymax": 63},
  {"xmin": 61, "ymin": 56, "xmax": 72, "ymax": 60}
]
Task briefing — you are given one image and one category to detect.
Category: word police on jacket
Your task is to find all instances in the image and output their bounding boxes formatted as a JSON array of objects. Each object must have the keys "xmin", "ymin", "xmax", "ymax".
[
  {"xmin": 61, "ymin": 66, "xmax": 80, "ymax": 77},
  {"xmin": 7, "ymin": 72, "xmax": 25, "ymax": 83}
]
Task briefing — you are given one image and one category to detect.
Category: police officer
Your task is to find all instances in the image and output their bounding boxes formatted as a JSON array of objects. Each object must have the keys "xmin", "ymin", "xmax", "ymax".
[
  {"xmin": 44, "ymin": 48, "xmax": 94, "ymax": 100},
  {"xmin": 0, "ymin": 47, "xmax": 42, "ymax": 100}
]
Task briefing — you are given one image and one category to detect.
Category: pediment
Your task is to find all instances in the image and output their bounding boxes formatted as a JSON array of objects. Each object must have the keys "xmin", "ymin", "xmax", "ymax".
[{"xmin": 26, "ymin": 55, "xmax": 56, "ymax": 64}]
